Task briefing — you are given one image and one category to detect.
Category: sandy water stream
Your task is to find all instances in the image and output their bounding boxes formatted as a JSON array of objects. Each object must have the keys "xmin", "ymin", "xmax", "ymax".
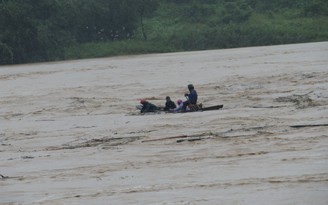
[{"xmin": 1, "ymin": 42, "xmax": 328, "ymax": 204}]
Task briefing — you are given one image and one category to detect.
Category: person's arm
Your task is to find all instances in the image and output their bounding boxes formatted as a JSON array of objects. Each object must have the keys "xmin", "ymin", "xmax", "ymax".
[
  {"xmin": 188, "ymin": 90, "xmax": 197, "ymax": 104},
  {"xmin": 170, "ymin": 101, "xmax": 176, "ymax": 109},
  {"xmin": 141, "ymin": 106, "xmax": 146, "ymax": 113},
  {"xmin": 164, "ymin": 102, "xmax": 169, "ymax": 111}
]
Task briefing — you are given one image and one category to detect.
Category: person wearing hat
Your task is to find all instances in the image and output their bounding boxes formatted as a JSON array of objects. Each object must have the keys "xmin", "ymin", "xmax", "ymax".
[
  {"xmin": 173, "ymin": 99, "xmax": 189, "ymax": 113},
  {"xmin": 140, "ymin": 99, "xmax": 159, "ymax": 113},
  {"xmin": 163, "ymin": 96, "xmax": 176, "ymax": 111},
  {"xmin": 182, "ymin": 84, "xmax": 198, "ymax": 111}
]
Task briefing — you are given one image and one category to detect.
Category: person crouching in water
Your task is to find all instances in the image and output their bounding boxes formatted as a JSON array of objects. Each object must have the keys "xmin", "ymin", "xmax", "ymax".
[
  {"xmin": 163, "ymin": 96, "xmax": 176, "ymax": 111},
  {"xmin": 183, "ymin": 84, "xmax": 198, "ymax": 111},
  {"xmin": 140, "ymin": 99, "xmax": 159, "ymax": 113}
]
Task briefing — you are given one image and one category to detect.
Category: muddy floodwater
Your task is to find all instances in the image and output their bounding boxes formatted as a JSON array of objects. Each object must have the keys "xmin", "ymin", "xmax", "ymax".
[{"xmin": 1, "ymin": 42, "xmax": 328, "ymax": 204}]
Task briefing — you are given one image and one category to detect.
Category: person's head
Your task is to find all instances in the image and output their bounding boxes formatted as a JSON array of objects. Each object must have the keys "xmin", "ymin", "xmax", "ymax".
[
  {"xmin": 140, "ymin": 99, "xmax": 147, "ymax": 104},
  {"xmin": 177, "ymin": 99, "xmax": 183, "ymax": 105},
  {"xmin": 188, "ymin": 84, "xmax": 194, "ymax": 91},
  {"xmin": 166, "ymin": 96, "xmax": 171, "ymax": 101}
]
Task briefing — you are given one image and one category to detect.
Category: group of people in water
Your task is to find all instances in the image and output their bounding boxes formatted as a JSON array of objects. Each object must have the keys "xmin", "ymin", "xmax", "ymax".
[{"xmin": 139, "ymin": 84, "xmax": 198, "ymax": 113}]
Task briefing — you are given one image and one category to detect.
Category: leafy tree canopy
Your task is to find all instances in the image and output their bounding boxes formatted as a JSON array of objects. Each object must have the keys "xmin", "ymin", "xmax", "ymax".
[{"xmin": 0, "ymin": 0, "xmax": 327, "ymax": 65}]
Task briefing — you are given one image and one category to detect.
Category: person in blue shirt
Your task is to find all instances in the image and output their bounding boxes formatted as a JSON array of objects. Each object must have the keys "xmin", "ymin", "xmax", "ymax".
[{"xmin": 182, "ymin": 84, "xmax": 198, "ymax": 111}]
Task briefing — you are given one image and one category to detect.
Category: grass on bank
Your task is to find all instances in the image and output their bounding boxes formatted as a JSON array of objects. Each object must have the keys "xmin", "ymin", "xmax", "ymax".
[
  {"xmin": 64, "ymin": 1, "xmax": 328, "ymax": 60},
  {"xmin": 64, "ymin": 39, "xmax": 178, "ymax": 60}
]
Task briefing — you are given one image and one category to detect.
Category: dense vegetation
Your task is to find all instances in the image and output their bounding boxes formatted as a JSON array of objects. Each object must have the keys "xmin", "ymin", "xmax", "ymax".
[{"xmin": 1, "ymin": 0, "xmax": 327, "ymax": 65}]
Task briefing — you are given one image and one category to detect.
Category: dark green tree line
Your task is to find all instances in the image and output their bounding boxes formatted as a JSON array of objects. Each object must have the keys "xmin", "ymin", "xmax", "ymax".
[
  {"xmin": 0, "ymin": 0, "xmax": 327, "ymax": 65},
  {"xmin": 0, "ymin": 0, "xmax": 159, "ymax": 64}
]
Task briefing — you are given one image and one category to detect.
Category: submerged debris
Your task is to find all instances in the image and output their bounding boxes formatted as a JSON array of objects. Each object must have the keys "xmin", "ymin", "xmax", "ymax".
[
  {"xmin": 46, "ymin": 136, "xmax": 142, "ymax": 150},
  {"xmin": 275, "ymin": 93, "xmax": 317, "ymax": 109},
  {"xmin": 0, "ymin": 174, "xmax": 9, "ymax": 179}
]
